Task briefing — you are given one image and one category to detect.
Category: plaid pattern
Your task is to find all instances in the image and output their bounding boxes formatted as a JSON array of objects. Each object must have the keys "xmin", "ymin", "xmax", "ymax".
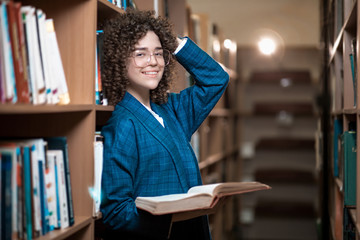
[{"xmin": 100, "ymin": 38, "xmax": 229, "ymax": 239}]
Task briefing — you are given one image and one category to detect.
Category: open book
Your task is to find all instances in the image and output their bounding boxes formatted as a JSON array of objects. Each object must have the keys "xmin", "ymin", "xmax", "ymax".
[{"xmin": 135, "ymin": 181, "xmax": 270, "ymax": 215}]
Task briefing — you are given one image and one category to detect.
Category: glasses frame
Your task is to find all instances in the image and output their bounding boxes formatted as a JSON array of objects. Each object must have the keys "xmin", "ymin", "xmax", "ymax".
[{"xmin": 131, "ymin": 49, "xmax": 171, "ymax": 67}]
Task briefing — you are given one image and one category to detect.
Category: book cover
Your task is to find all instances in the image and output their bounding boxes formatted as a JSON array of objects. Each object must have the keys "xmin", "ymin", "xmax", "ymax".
[
  {"xmin": 92, "ymin": 134, "xmax": 104, "ymax": 217},
  {"xmin": 6, "ymin": 1, "xmax": 26, "ymax": 104},
  {"xmin": 45, "ymin": 151, "xmax": 59, "ymax": 230},
  {"xmin": 45, "ymin": 19, "xmax": 69, "ymax": 105},
  {"xmin": 0, "ymin": 2, "xmax": 17, "ymax": 103},
  {"xmin": 45, "ymin": 137, "xmax": 74, "ymax": 226},
  {"xmin": 21, "ymin": 6, "xmax": 46, "ymax": 105},
  {"xmin": 135, "ymin": 181, "xmax": 270, "ymax": 215},
  {"xmin": 333, "ymin": 117, "xmax": 343, "ymax": 177},
  {"xmin": 342, "ymin": 131, "xmax": 356, "ymax": 207},
  {"xmin": 14, "ymin": 2, "xmax": 30, "ymax": 103},
  {"xmin": 51, "ymin": 149, "xmax": 69, "ymax": 229},
  {"xmin": 36, "ymin": 9, "xmax": 52, "ymax": 104},
  {"xmin": 22, "ymin": 145, "xmax": 33, "ymax": 240},
  {"xmin": 1, "ymin": 151, "xmax": 13, "ymax": 240},
  {"xmin": 0, "ymin": 143, "xmax": 21, "ymax": 239}
]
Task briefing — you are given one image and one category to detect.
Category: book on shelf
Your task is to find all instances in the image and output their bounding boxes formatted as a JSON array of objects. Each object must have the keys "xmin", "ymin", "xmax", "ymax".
[
  {"xmin": 44, "ymin": 137, "xmax": 74, "ymax": 227},
  {"xmin": 0, "ymin": 2, "xmax": 17, "ymax": 103},
  {"xmin": 341, "ymin": 130, "xmax": 356, "ymax": 207},
  {"xmin": 95, "ymin": 30, "xmax": 107, "ymax": 105},
  {"xmin": 0, "ymin": 137, "xmax": 75, "ymax": 238},
  {"xmin": 48, "ymin": 149, "xmax": 69, "ymax": 229},
  {"xmin": 45, "ymin": 150, "xmax": 59, "ymax": 230},
  {"xmin": 92, "ymin": 133, "xmax": 104, "ymax": 217},
  {"xmin": 1, "ymin": 150, "xmax": 13, "ymax": 240},
  {"xmin": 0, "ymin": 2, "xmax": 69, "ymax": 105},
  {"xmin": 6, "ymin": 1, "xmax": 27, "ymax": 104},
  {"xmin": 333, "ymin": 117, "xmax": 343, "ymax": 177},
  {"xmin": 135, "ymin": 181, "xmax": 270, "ymax": 215},
  {"xmin": 21, "ymin": 5, "xmax": 46, "ymax": 105},
  {"xmin": 349, "ymin": 38, "xmax": 357, "ymax": 108}
]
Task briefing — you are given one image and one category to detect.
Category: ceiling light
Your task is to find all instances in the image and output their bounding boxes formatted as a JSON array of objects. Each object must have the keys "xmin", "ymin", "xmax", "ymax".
[{"xmin": 258, "ymin": 37, "xmax": 276, "ymax": 55}]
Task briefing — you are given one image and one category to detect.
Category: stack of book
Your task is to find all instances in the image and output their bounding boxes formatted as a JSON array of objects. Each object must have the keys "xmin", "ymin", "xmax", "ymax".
[
  {"xmin": 0, "ymin": 137, "xmax": 74, "ymax": 240},
  {"xmin": 0, "ymin": 2, "xmax": 69, "ymax": 105}
]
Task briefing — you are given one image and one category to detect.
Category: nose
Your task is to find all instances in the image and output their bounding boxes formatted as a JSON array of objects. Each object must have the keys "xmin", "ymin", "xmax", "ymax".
[{"xmin": 147, "ymin": 54, "xmax": 158, "ymax": 66}]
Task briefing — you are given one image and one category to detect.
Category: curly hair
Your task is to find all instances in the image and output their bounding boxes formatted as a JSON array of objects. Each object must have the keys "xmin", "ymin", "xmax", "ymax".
[{"xmin": 101, "ymin": 9, "xmax": 178, "ymax": 106}]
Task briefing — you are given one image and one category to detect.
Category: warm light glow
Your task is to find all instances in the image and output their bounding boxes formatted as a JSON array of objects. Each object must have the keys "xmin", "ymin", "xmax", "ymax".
[
  {"xmin": 213, "ymin": 39, "xmax": 221, "ymax": 53},
  {"xmin": 224, "ymin": 39, "xmax": 232, "ymax": 49},
  {"xmin": 258, "ymin": 37, "xmax": 276, "ymax": 55}
]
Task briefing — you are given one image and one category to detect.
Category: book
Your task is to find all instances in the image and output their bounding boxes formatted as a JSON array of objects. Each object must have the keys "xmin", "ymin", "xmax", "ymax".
[
  {"xmin": 13, "ymin": 2, "xmax": 31, "ymax": 103},
  {"xmin": 44, "ymin": 19, "xmax": 69, "ymax": 105},
  {"xmin": 21, "ymin": 5, "xmax": 46, "ymax": 105},
  {"xmin": 45, "ymin": 150, "xmax": 59, "ymax": 230},
  {"xmin": 1, "ymin": 151, "xmax": 13, "ymax": 240},
  {"xmin": 50, "ymin": 149, "xmax": 69, "ymax": 229},
  {"xmin": 92, "ymin": 134, "xmax": 104, "ymax": 217},
  {"xmin": 135, "ymin": 181, "xmax": 270, "ymax": 215},
  {"xmin": 333, "ymin": 117, "xmax": 343, "ymax": 177},
  {"xmin": 45, "ymin": 137, "xmax": 74, "ymax": 227},
  {"xmin": 0, "ymin": 2, "xmax": 17, "ymax": 103},
  {"xmin": 350, "ymin": 38, "xmax": 357, "ymax": 108},
  {"xmin": 342, "ymin": 131, "xmax": 357, "ymax": 207}
]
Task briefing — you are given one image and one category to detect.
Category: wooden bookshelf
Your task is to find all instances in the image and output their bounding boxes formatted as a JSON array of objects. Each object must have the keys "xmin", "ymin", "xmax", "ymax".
[
  {"xmin": 0, "ymin": 1, "xmax": 243, "ymax": 239},
  {"xmin": 322, "ymin": 0, "xmax": 360, "ymax": 238}
]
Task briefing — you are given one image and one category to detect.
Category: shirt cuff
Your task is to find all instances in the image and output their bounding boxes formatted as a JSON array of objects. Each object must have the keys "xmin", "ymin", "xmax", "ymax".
[{"xmin": 174, "ymin": 37, "xmax": 188, "ymax": 55}]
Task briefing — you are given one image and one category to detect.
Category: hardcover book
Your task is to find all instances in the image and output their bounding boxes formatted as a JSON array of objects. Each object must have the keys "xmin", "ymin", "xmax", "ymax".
[{"xmin": 135, "ymin": 181, "xmax": 270, "ymax": 215}]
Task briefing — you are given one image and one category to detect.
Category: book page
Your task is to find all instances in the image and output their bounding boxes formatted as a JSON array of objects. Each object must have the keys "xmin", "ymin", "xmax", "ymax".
[
  {"xmin": 187, "ymin": 183, "xmax": 221, "ymax": 195},
  {"xmin": 136, "ymin": 192, "xmax": 200, "ymax": 203}
]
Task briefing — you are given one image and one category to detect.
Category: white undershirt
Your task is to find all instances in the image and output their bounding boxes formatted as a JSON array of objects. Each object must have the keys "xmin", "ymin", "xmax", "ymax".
[{"xmin": 142, "ymin": 103, "xmax": 165, "ymax": 127}]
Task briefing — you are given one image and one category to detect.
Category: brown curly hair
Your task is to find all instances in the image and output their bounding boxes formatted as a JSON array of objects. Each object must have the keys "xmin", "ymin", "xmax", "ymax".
[{"xmin": 102, "ymin": 9, "xmax": 178, "ymax": 106}]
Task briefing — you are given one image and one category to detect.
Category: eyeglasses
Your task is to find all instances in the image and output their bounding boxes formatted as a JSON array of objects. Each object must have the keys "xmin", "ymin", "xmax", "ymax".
[{"xmin": 131, "ymin": 49, "xmax": 171, "ymax": 67}]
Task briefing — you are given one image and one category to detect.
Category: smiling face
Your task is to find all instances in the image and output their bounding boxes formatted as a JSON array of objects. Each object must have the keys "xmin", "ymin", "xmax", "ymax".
[{"xmin": 126, "ymin": 31, "xmax": 165, "ymax": 102}]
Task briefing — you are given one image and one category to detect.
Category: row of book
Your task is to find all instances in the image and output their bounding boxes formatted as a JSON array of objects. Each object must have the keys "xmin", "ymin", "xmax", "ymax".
[
  {"xmin": 332, "ymin": 118, "xmax": 357, "ymax": 239},
  {"xmin": 0, "ymin": 1, "xmax": 69, "ymax": 105},
  {"xmin": 0, "ymin": 137, "xmax": 74, "ymax": 240},
  {"xmin": 333, "ymin": 118, "xmax": 356, "ymax": 207},
  {"xmin": 107, "ymin": 0, "xmax": 137, "ymax": 10}
]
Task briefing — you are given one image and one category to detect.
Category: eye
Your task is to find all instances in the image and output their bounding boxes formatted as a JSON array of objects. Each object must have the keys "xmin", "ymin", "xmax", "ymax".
[
  {"xmin": 134, "ymin": 51, "xmax": 146, "ymax": 57},
  {"xmin": 154, "ymin": 51, "xmax": 164, "ymax": 57}
]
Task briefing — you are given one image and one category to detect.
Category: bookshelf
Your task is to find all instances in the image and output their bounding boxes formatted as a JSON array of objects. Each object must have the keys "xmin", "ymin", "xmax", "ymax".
[
  {"xmin": 187, "ymin": 11, "xmax": 243, "ymax": 239},
  {"xmin": 322, "ymin": 0, "xmax": 360, "ymax": 239},
  {"xmin": 0, "ymin": 0, "xmax": 241, "ymax": 239}
]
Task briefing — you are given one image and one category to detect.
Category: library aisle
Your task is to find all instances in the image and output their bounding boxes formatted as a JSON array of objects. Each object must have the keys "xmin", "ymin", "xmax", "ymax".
[{"xmin": 238, "ymin": 48, "xmax": 321, "ymax": 240}]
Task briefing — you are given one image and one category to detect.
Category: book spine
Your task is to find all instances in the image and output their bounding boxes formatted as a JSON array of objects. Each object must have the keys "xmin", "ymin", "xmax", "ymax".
[
  {"xmin": 55, "ymin": 151, "xmax": 69, "ymax": 229},
  {"xmin": 23, "ymin": 146, "xmax": 33, "ymax": 240},
  {"xmin": 0, "ymin": 3, "xmax": 17, "ymax": 103}
]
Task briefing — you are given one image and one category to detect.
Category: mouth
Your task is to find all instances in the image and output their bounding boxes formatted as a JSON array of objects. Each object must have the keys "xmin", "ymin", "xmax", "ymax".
[{"xmin": 142, "ymin": 70, "xmax": 159, "ymax": 77}]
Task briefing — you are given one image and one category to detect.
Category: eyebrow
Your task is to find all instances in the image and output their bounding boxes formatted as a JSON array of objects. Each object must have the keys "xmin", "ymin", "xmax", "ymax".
[{"xmin": 134, "ymin": 47, "xmax": 163, "ymax": 51}]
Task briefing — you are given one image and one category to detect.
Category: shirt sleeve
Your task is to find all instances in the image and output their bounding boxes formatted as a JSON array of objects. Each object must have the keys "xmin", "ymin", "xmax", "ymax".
[{"xmin": 168, "ymin": 37, "xmax": 230, "ymax": 140}]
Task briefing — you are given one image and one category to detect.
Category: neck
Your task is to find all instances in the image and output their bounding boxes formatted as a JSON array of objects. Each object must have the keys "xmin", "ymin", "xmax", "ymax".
[{"xmin": 127, "ymin": 89, "xmax": 151, "ymax": 109}]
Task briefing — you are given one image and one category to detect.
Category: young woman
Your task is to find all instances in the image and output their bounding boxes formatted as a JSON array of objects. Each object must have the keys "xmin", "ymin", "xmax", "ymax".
[{"xmin": 100, "ymin": 9, "xmax": 229, "ymax": 240}]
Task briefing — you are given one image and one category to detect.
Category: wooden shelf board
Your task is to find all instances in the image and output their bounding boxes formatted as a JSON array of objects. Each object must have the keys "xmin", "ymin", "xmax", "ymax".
[
  {"xmin": 36, "ymin": 216, "xmax": 93, "ymax": 240},
  {"xmin": 0, "ymin": 104, "xmax": 93, "ymax": 114}
]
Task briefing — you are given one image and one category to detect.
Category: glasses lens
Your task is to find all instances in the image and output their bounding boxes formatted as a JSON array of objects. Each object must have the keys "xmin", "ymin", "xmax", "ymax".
[{"xmin": 133, "ymin": 49, "xmax": 171, "ymax": 67}]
